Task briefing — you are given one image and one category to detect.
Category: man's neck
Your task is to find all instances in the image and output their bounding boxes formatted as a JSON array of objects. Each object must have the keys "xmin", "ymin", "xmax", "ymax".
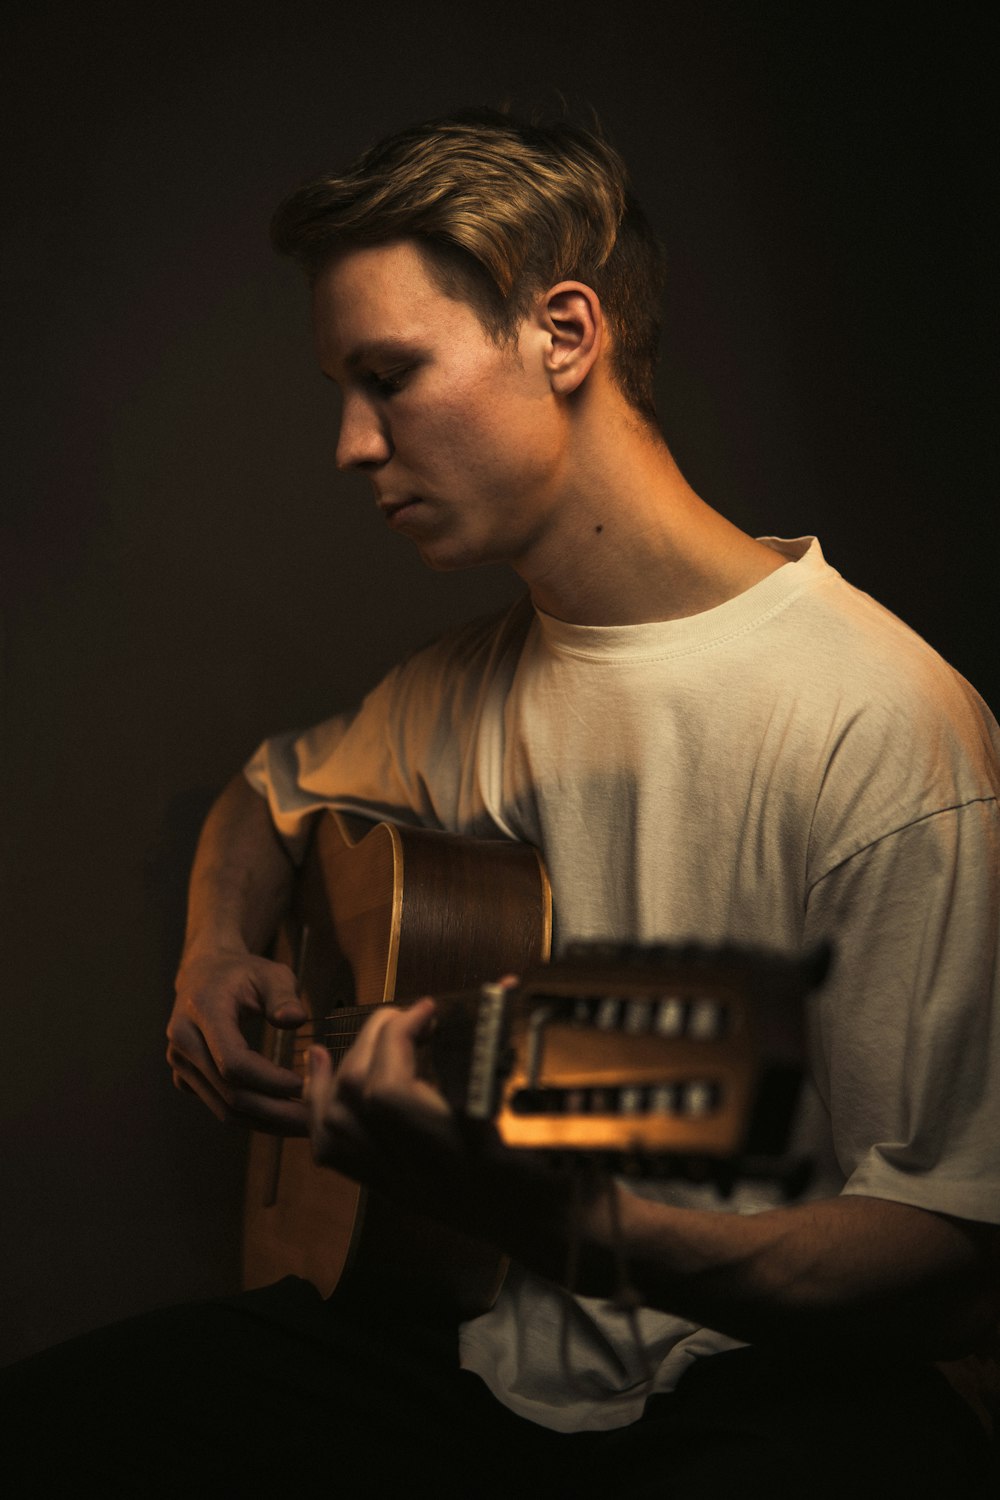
[{"xmin": 515, "ymin": 427, "xmax": 786, "ymax": 627}]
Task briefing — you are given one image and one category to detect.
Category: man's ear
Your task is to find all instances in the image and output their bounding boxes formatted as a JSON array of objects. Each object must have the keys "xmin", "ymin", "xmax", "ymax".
[{"xmin": 538, "ymin": 281, "xmax": 603, "ymax": 395}]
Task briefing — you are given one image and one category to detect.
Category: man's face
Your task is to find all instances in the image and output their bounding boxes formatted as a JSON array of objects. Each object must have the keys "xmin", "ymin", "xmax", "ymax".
[{"xmin": 312, "ymin": 241, "xmax": 567, "ymax": 573}]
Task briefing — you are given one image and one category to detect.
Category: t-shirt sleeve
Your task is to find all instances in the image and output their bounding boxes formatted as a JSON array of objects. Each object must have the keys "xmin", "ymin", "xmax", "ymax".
[
  {"xmin": 241, "ymin": 601, "xmax": 530, "ymax": 862},
  {"xmin": 243, "ymin": 709, "xmax": 360, "ymax": 863},
  {"xmin": 242, "ymin": 660, "xmax": 462, "ymax": 861},
  {"xmin": 804, "ymin": 796, "xmax": 1000, "ymax": 1225}
]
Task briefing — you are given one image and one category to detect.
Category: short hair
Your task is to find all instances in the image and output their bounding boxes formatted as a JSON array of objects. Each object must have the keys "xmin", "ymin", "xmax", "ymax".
[{"xmin": 271, "ymin": 108, "xmax": 667, "ymax": 427}]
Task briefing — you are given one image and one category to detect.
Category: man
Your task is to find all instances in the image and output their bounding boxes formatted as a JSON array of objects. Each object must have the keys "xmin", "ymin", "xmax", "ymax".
[
  {"xmin": 12, "ymin": 109, "xmax": 1000, "ymax": 1495},
  {"xmin": 168, "ymin": 106, "xmax": 999, "ymax": 1487}
]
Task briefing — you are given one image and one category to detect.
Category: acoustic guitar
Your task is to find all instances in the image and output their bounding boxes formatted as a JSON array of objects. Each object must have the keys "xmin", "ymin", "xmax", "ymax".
[{"xmin": 243, "ymin": 811, "xmax": 828, "ymax": 1318}]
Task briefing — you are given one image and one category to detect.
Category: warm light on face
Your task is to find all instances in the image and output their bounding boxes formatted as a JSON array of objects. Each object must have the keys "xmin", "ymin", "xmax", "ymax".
[{"xmin": 311, "ymin": 241, "xmax": 571, "ymax": 576}]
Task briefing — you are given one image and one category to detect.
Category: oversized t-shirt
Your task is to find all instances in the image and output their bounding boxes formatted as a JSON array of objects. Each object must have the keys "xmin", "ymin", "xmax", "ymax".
[{"xmin": 245, "ymin": 537, "xmax": 1000, "ymax": 1431}]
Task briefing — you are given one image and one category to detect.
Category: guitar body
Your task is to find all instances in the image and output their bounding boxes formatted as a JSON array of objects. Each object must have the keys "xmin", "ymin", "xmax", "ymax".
[{"xmin": 242, "ymin": 811, "xmax": 553, "ymax": 1317}]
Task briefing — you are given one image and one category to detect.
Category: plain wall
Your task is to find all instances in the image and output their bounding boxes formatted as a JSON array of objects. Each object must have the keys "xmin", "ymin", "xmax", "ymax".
[{"xmin": 2, "ymin": 2, "xmax": 994, "ymax": 1364}]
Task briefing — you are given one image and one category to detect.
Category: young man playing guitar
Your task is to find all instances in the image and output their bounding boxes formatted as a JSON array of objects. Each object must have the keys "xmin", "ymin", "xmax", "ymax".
[{"xmin": 13, "ymin": 110, "xmax": 1000, "ymax": 1495}]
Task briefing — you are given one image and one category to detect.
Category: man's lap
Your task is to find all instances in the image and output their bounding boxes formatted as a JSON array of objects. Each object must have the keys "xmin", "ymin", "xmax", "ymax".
[{"xmin": 3, "ymin": 1276, "xmax": 989, "ymax": 1497}]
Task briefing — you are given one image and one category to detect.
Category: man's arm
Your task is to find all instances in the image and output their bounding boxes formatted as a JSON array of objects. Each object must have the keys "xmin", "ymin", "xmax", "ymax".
[
  {"xmin": 540, "ymin": 1180, "xmax": 1000, "ymax": 1361},
  {"xmin": 306, "ymin": 1001, "xmax": 1000, "ymax": 1361},
  {"xmin": 166, "ymin": 772, "xmax": 310, "ymax": 1134}
]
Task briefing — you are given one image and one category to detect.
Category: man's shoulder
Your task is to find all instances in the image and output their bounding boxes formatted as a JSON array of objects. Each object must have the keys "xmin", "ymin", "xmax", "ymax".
[
  {"xmin": 772, "ymin": 547, "xmax": 993, "ymax": 738},
  {"xmin": 396, "ymin": 594, "xmax": 534, "ymax": 673},
  {"xmin": 729, "ymin": 546, "xmax": 998, "ymax": 864},
  {"xmin": 389, "ymin": 591, "xmax": 536, "ymax": 696},
  {"xmin": 776, "ymin": 565, "xmax": 999, "ymax": 867}
]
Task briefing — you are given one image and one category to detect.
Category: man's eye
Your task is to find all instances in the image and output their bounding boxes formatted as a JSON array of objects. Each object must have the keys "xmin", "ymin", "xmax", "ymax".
[{"xmin": 369, "ymin": 368, "xmax": 410, "ymax": 396}]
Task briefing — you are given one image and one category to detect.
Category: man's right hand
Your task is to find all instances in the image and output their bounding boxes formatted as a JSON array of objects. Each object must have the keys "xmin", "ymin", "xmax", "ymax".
[
  {"xmin": 166, "ymin": 772, "xmax": 306, "ymax": 1134},
  {"xmin": 167, "ymin": 949, "xmax": 309, "ymax": 1135}
]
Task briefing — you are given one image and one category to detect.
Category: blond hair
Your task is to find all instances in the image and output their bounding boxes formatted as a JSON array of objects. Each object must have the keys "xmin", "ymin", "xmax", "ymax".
[{"xmin": 271, "ymin": 109, "xmax": 666, "ymax": 425}]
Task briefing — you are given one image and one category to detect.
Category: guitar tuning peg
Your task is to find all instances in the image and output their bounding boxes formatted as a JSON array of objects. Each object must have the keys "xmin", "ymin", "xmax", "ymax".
[
  {"xmin": 595, "ymin": 997, "xmax": 622, "ymax": 1029},
  {"xmin": 654, "ymin": 998, "xmax": 685, "ymax": 1037},
  {"xmin": 622, "ymin": 999, "xmax": 653, "ymax": 1034}
]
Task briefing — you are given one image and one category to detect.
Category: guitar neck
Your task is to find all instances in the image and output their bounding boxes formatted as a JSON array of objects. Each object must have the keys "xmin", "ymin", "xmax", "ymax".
[{"xmin": 290, "ymin": 939, "xmax": 829, "ymax": 1192}]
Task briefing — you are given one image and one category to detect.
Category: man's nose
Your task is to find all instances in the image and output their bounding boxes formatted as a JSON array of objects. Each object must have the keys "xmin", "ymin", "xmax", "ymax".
[{"xmin": 336, "ymin": 395, "xmax": 392, "ymax": 470}]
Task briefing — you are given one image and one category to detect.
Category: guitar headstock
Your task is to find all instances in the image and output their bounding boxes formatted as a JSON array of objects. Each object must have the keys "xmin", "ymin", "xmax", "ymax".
[{"xmin": 433, "ymin": 939, "xmax": 830, "ymax": 1196}]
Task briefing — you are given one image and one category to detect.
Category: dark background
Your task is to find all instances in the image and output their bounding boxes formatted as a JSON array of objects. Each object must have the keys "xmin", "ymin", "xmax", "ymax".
[{"xmin": 2, "ymin": 1, "xmax": 994, "ymax": 1365}]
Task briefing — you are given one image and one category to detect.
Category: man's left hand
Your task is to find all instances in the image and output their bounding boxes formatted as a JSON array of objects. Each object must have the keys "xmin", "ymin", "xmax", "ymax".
[{"xmin": 305, "ymin": 999, "xmax": 480, "ymax": 1216}]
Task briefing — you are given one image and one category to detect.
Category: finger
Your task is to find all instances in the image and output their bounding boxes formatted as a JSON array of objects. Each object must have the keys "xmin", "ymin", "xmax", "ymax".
[
  {"xmin": 306, "ymin": 1045, "xmax": 366, "ymax": 1136},
  {"xmin": 169, "ymin": 1017, "xmax": 303, "ymax": 1100},
  {"xmin": 216, "ymin": 1042, "xmax": 305, "ymax": 1098},
  {"xmin": 304, "ymin": 1044, "xmax": 333, "ymax": 1109},
  {"xmin": 383, "ymin": 998, "xmax": 439, "ymax": 1065},
  {"xmin": 366, "ymin": 1003, "xmax": 450, "ymax": 1118},
  {"xmin": 169, "ymin": 1058, "xmax": 232, "ymax": 1123},
  {"xmin": 240, "ymin": 1097, "xmax": 309, "ymax": 1136},
  {"xmin": 306, "ymin": 1044, "xmax": 379, "ymax": 1177},
  {"xmin": 254, "ymin": 960, "xmax": 308, "ymax": 1028},
  {"xmin": 169, "ymin": 1028, "xmax": 309, "ymax": 1132},
  {"xmin": 199, "ymin": 1004, "xmax": 296, "ymax": 1088},
  {"xmin": 172, "ymin": 1051, "xmax": 309, "ymax": 1133},
  {"xmin": 172, "ymin": 958, "xmax": 304, "ymax": 1077},
  {"xmin": 401, "ymin": 996, "xmax": 438, "ymax": 1034},
  {"xmin": 332, "ymin": 1004, "xmax": 400, "ymax": 1094}
]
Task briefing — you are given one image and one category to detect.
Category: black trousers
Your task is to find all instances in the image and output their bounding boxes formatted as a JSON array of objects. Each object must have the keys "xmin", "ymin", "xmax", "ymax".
[{"xmin": 3, "ymin": 1276, "xmax": 990, "ymax": 1498}]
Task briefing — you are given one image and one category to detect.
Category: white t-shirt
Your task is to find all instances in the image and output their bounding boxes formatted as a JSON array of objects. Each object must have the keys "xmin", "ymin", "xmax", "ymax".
[{"xmin": 246, "ymin": 537, "xmax": 1000, "ymax": 1431}]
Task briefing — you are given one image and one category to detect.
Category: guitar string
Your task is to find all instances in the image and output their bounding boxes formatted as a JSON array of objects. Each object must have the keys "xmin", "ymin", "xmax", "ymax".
[
  {"xmin": 558, "ymin": 1168, "xmax": 653, "ymax": 1397},
  {"xmin": 276, "ymin": 1011, "xmax": 396, "ymax": 1068},
  {"xmin": 604, "ymin": 1173, "xmax": 654, "ymax": 1386}
]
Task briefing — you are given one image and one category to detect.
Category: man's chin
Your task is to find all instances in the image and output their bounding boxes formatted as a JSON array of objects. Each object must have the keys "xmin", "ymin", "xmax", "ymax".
[
  {"xmin": 418, "ymin": 545, "xmax": 475, "ymax": 574},
  {"xmin": 413, "ymin": 534, "xmax": 495, "ymax": 574}
]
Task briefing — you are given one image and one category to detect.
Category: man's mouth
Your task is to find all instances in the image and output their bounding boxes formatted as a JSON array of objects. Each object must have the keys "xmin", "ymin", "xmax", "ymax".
[{"xmin": 380, "ymin": 496, "xmax": 424, "ymax": 526}]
